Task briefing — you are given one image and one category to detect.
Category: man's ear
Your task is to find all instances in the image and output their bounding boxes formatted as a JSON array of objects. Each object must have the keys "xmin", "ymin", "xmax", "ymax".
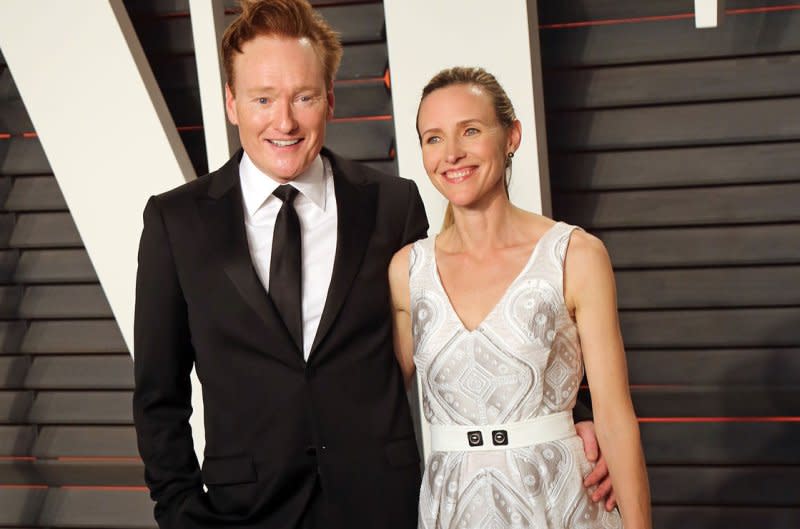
[{"xmin": 225, "ymin": 83, "xmax": 239, "ymax": 125}]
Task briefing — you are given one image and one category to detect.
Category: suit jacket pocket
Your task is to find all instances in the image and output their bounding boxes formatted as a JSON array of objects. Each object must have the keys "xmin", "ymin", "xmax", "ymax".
[
  {"xmin": 202, "ymin": 455, "xmax": 257, "ymax": 485},
  {"xmin": 384, "ymin": 437, "xmax": 420, "ymax": 468}
]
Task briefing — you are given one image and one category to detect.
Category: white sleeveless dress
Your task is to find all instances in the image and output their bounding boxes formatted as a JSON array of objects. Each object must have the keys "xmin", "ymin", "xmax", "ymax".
[{"xmin": 410, "ymin": 222, "xmax": 623, "ymax": 529}]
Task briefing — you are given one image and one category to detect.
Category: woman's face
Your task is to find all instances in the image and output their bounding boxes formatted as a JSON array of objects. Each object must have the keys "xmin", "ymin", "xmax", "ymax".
[{"xmin": 417, "ymin": 84, "xmax": 520, "ymax": 209}]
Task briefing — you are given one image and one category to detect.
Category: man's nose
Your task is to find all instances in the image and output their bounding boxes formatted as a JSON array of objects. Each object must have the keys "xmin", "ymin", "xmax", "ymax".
[{"xmin": 275, "ymin": 101, "xmax": 298, "ymax": 133}]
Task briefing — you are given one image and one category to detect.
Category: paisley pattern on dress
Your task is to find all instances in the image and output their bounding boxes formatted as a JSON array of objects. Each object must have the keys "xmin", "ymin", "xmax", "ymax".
[
  {"xmin": 542, "ymin": 331, "xmax": 582, "ymax": 414},
  {"xmin": 411, "ymin": 222, "xmax": 623, "ymax": 529},
  {"xmin": 504, "ymin": 278, "xmax": 560, "ymax": 346},
  {"xmin": 426, "ymin": 331, "xmax": 534, "ymax": 425}
]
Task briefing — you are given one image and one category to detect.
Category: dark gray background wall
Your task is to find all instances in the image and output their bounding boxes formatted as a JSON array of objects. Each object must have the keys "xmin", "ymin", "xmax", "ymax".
[{"xmin": 539, "ymin": 1, "xmax": 800, "ymax": 527}]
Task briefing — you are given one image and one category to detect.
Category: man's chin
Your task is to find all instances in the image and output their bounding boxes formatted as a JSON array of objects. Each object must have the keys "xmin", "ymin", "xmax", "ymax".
[
  {"xmin": 270, "ymin": 172, "xmax": 300, "ymax": 183},
  {"xmin": 253, "ymin": 157, "xmax": 304, "ymax": 182}
]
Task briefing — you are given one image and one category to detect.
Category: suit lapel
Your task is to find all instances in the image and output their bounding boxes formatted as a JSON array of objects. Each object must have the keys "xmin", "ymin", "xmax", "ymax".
[
  {"xmin": 310, "ymin": 152, "xmax": 377, "ymax": 357},
  {"xmin": 199, "ymin": 151, "xmax": 303, "ymax": 368}
]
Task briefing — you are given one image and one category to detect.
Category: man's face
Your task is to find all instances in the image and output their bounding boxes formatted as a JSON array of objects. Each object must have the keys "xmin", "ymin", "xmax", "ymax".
[{"xmin": 225, "ymin": 35, "xmax": 334, "ymax": 183}]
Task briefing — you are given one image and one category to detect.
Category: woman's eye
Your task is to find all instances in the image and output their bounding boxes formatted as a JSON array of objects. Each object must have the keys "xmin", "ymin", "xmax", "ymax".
[
  {"xmin": 465, "ymin": 127, "xmax": 479, "ymax": 136},
  {"xmin": 425, "ymin": 136, "xmax": 441, "ymax": 145},
  {"xmin": 257, "ymin": 97, "xmax": 269, "ymax": 105}
]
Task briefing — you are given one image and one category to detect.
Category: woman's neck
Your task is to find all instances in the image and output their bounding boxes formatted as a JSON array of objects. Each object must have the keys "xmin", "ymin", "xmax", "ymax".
[{"xmin": 443, "ymin": 191, "xmax": 524, "ymax": 256}]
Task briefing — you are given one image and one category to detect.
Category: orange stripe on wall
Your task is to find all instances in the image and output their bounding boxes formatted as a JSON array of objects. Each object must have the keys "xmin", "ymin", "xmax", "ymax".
[
  {"xmin": 383, "ymin": 68, "xmax": 391, "ymax": 90},
  {"xmin": 61, "ymin": 485, "xmax": 149, "ymax": 491},
  {"xmin": 56, "ymin": 456, "xmax": 142, "ymax": 462},
  {"xmin": 540, "ymin": 3, "xmax": 800, "ymax": 29},
  {"xmin": 330, "ymin": 114, "xmax": 391, "ymax": 123},
  {"xmin": 0, "ymin": 456, "xmax": 142, "ymax": 462},
  {"xmin": 0, "ymin": 132, "xmax": 38, "ymax": 138},
  {"xmin": 541, "ymin": 12, "xmax": 694, "ymax": 29},
  {"xmin": 728, "ymin": 4, "xmax": 800, "ymax": 15},
  {"xmin": 335, "ymin": 77, "xmax": 387, "ymax": 86},
  {"xmin": 639, "ymin": 416, "xmax": 800, "ymax": 423}
]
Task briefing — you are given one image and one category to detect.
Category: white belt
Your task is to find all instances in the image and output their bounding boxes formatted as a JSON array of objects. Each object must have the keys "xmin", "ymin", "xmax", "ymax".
[{"xmin": 429, "ymin": 411, "xmax": 575, "ymax": 453}]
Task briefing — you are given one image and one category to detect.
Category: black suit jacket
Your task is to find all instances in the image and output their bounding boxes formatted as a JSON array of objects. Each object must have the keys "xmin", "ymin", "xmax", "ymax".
[{"xmin": 133, "ymin": 149, "xmax": 429, "ymax": 529}]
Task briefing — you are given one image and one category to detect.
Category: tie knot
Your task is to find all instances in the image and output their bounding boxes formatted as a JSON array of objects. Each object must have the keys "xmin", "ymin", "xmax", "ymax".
[{"xmin": 273, "ymin": 185, "xmax": 299, "ymax": 204}]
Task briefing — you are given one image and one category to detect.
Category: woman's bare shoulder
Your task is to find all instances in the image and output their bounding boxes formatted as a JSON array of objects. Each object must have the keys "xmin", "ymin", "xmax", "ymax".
[
  {"xmin": 565, "ymin": 228, "xmax": 614, "ymax": 290},
  {"xmin": 568, "ymin": 228, "xmax": 608, "ymax": 259}
]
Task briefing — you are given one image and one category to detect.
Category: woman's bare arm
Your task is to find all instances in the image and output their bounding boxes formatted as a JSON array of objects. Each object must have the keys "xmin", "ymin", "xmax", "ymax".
[{"xmin": 566, "ymin": 231, "xmax": 652, "ymax": 529}]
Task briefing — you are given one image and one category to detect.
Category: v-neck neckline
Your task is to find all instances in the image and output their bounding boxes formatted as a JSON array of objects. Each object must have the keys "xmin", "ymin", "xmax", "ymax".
[{"xmin": 431, "ymin": 222, "xmax": 560, "ymax": 334}]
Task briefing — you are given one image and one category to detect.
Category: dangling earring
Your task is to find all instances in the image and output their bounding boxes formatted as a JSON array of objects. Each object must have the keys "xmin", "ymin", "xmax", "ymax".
[{"xmin": 504, "ymin": 152, "xmax": 513, "ymax": 195}]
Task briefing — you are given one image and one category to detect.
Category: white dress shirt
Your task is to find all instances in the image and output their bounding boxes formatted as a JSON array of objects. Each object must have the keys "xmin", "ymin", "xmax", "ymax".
[{"xmin": 239, "ymin": 152, "xmax": 338, "ymax": 360}]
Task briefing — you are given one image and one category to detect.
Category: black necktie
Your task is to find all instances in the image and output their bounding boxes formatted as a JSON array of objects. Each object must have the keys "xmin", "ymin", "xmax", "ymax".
[{"xmin": 270, "ymin": 185, "xmax": 303, "ymax": 352}]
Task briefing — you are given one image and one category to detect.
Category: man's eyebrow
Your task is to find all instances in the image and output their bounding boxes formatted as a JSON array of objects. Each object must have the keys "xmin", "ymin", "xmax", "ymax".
[
  {"xmin": 242, "ymin": 85, "xmax": 323, "ymax": 95},
  {"xmin": 243, "ymin": 86, "xmax": 277, "ymax": 95}
]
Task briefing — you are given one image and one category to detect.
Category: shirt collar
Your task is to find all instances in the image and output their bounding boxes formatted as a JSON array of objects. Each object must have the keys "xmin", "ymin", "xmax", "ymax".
[{"xmin": 239, "ymin": 152, "xmax": 327, "ymax": 217}]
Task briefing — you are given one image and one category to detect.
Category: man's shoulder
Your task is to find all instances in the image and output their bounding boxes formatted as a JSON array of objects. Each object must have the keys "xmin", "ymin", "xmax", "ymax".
[
  {"xmin": 150, "ymin": 158, "xmax": 238, "ymax": 213},
  {"xmin": 153, "ymin": 174, "xmax": 210, "ymax": 203},
  {"xmin": 151, "ymin": 151, "xmax": 241, "ymax": 209}
]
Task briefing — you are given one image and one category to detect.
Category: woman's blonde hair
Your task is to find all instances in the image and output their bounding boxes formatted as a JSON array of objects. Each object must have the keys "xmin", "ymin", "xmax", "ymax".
[{"xmin": 416, "ymin": 67, "xmax": 517, "ymax": 231}]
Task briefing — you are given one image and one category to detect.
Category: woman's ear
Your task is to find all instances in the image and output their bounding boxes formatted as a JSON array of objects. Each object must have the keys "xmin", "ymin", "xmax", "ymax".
[{"xmin": 507, "ymin": 119, "xmax": 522, "ymax": 154}]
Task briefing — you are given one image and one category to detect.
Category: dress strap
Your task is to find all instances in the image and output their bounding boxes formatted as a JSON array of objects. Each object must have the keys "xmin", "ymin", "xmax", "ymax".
[
  {"xmin": 528, "ymin": 221, "xmax": 580, "ymax": 266},
  {"xmin": 551, "ymin": 222, "xmax": 583, "ymax": 269}
]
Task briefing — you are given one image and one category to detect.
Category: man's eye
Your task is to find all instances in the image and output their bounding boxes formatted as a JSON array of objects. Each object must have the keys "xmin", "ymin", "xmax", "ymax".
[
  {"xmin": 257, "ymin": 97, "xmax": 269, "ymax": 104},
  {"xmin": 465, "ymin": 127, "xmax": 479, "ymax": 136}
]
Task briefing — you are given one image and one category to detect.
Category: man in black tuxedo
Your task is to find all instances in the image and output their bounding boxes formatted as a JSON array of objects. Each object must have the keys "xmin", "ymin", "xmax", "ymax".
[
  {"xmin": 133, "ymin": 1, "xmax": 612, "ymax": 528},
  {"xmin": 134, "ymin": 2, "xmax": 426, "ymax": 527}
]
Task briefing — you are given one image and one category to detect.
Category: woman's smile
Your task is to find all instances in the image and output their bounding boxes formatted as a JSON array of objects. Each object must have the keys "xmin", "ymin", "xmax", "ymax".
[{"xmin": 441, "ymin": 165, "xmax": 478, "ymax": 184}]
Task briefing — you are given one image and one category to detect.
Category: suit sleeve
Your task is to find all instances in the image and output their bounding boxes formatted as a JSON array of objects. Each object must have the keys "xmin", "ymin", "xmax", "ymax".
[
  {"xmin": 133, "ymin": 196, "xmax": 203, "ymax": 528},
  {"xmin": 401, "ymin": 179, "xmax": 429, "ymax": 246},
  {"xmin": 572, "ymin": 379, "xmax": 593, "ymax": 422}
]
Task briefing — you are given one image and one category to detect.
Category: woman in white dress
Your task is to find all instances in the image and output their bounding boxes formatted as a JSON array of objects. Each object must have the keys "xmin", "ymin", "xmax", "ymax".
[{"xmin": 389, "ymin": 67, "xmax": 651, "ymax": 529}]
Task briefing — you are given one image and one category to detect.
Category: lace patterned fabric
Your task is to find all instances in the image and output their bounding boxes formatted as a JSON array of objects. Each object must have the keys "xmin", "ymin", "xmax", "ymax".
[{"xmin": 411, "ymin": 222, "xmax": 623, "ymax": 529}]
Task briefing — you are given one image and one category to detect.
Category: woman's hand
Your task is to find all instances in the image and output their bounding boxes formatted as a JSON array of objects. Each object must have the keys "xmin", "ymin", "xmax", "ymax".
[{"xmin": 575, "ymin": 420, "xmax": 617, "ymax": 511}]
